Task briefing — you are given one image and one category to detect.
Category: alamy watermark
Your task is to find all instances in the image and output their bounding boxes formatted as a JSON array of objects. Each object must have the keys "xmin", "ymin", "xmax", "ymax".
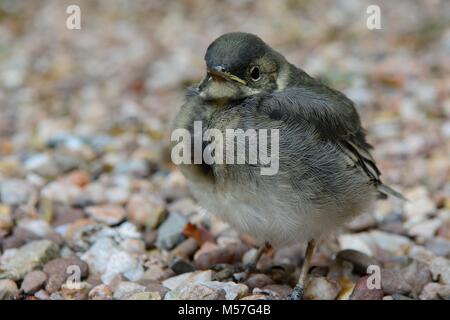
[{"xmin": 171, "ymin": 121, "xmax": 280, "ymax": 176}]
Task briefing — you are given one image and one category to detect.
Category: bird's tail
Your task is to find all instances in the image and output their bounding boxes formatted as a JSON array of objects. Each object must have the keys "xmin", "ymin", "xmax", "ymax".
[{"xmin": 377, "ymin": 184, "xmax": 407, "ymax": 201}]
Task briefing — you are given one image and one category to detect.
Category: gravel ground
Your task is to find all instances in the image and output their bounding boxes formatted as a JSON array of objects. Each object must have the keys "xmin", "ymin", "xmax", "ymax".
[{"xmin": 0, "ymin": 0, "xmax": 450, "ymax": 300}]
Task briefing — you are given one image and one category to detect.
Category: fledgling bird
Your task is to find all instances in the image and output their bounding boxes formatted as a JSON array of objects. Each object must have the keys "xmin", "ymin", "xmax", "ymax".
[{"xmin": 173, "ymin": 32, "xmax": 403, "ymax": 299}]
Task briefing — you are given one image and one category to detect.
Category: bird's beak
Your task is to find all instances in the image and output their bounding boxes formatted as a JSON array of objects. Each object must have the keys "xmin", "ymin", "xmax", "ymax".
[{"xmin": 207, "ymin": 66, "xmax": 247, "ymax": 85}]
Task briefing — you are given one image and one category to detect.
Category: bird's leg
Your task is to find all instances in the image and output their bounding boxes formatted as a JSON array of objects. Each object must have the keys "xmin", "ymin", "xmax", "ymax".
[
  {"xmin": 245, "ymin": 242, "xmax": 271, "ymax": 273},
  {"xmin": 289, "ymin": 239, "xmax": 316, "ymax": 300}
]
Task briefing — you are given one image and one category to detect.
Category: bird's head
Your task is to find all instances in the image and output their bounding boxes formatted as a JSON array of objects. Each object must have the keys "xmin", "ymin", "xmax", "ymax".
[{"xmin": 197, "ymin": 32, "xmax": 289, "ymax": 102}]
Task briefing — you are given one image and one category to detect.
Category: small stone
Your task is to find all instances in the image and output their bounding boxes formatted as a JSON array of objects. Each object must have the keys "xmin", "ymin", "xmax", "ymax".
[
  {"xmin": 391, "ymin": 293, "xmax": 413, "ymax": 300},
  {"xmin": 34, "ymin": 289, "xmax": 50, "ymax": 300},
  {"xmin": 0, "ymin": 204, "xmax": 12, "ymax": 234},
  {"xmin": 64, "ymin": 218, "xmax": 99, "ymax": 251},
  {"xmin": 155, "ymin": 212, "xmax": 187, "ymax": 250},
  {"xmin": 101, "ymin": 251, "xmax": 144, "ymax": 285},
  {"xmin": 0, "ymin": 240, "xmax": 59, "ymax": 280},
  {"xmin": 41, "ymin": 180, "xmax": 83, "ymax": 205},
  {"xmin": 402, "ymin": 260, "xmax": 432, "ymax": 298},
  {"xmin": 203, "ymin": 281, "xmax": 248, "ymax": 300},
  {"xmin": 81, "ymin": 238, "xmax": 120, "ymax": 274},
  {"xmin": 245, "ymin": 274, "xmax": 274, "ymax": 290},
  {"xmin": 43, "ymin": 256, "xmax": 89, "ymax": 281},
  {"xmin": 65, "ymin": 170, "xmax": 90, "ymax": 188},
  {"xmin": 145, "ymin": 281, "xmax": 169, "ymax": 298},
  {"xmin": 408, "ymin": 218, "xmax": 442, "ymax": 239},
  {"xmin": 162, "ymin": 270, "xmax": 212, "ymax": 291},
  {"xmin": 175, "ymin": 283, "xmax": 226, "ymax": 300},
  {"xmin": 425, "ymin": 237, "xmax": 450, "ymax": 257},
  {"xmin": 113, "ymin": 281, "xmax": 146, "ymax": 300},
  {"xmin": 262, "ymin": 284, "xmax": 292, "ymax": 299},
  {"xmin": 419, "ymin": 282, "xmax": 447, "ymax": 300},
  {"xmin": 170, "ymin": 238, "xmax": 199, "ymax": 259},
  {"xmin": 45, "ymin": 273, "xmax": 66, "ymax": 293},
  {"xmin": 0, "ymin": 179, "xmax": 35, "ymax": 206},
  {"xmin": 21, "ymin": 271, "xmax": 47, "ymax": 294},
  {"xmin": 194, "ymin": 242, "xmax": 247, "ymax": 270},
  {"xmin": 403, "ymin": 187, "xmax": 435, "ymax": 226},
  {"xmin": 0, "ymin": 279, "xmax": 19, "ymax": 300},
  {"xmin": 437, "ymin": 284, "xmax": 450, "ymax": 299},
  {"xmin": 429, "ymin": 257, "xmax": 450, "ymax": 284},
  {"xmin": 169, "ymin": 257, "xmax": 195, "ymax": 275},
  {"xmin": 350, "ymin": 276, "xmax": 384, "ymax": 300},
  {"xmin": 336, "ymin": 249, "xmax": 380, "ymax": 275},
  {"xmin": 85, "ymin": 205, "xmax": 126, "ymax": 226},
  {"xmin": 126, "ymin": 194, "xmax": 167, "ymax": 229},
  {"xmin": 339, "ymin": 231, "xmax": 411, "ymax": 256},
  {"xmin": 304, "ymin": 277, "xmax": 340, "ymax": 300},
  {"xmin": 126, "ymin": 292, "xmax": 162, "ymax": 300},
  {"xmin": 51, "ymin": 205, "xmax": 85, "ymax": 227},
  {"xmin": 88, "ymin": 284, "xmax": 113, "ymax": 300},
  {"xmin": 380, "ymin": 269, "xmax": 412, "ymax": 295},
  {"xmin": 141, "ymin": 264, "xmax": 167, "ymax": 282},
  {"xmin": 61, "ymin": 281, "xmax": 91, "ymax": 300}
]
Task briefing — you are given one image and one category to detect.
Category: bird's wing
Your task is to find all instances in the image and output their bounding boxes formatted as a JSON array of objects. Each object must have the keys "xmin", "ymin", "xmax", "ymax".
[{"xmin": 253, "ymin": 86, "xmax": 403, "ymax": 199}]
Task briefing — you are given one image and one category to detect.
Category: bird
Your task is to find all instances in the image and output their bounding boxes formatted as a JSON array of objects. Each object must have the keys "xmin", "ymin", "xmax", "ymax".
[{"xmin": 173, "ymin": 32, "xmax": 404, "ymax": 300}]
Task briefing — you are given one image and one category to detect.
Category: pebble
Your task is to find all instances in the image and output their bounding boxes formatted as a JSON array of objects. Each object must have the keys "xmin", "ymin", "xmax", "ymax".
[
  {"xmin": 126, "ymin": 194, "xmax": 167, "ymax": 229},
  {"xmin": 113, "ymin": 281, "xmax": 146, "ymax": 300},
  {"xmin": 380, "ymin": 269, "xmax": 412, "ymax": 295},
  {"xmin": 261, "ymin": 284, "xmax": 292, "ymax": 299},
  {"xmin": 0, "ymin": 240, "xmax": 59, "ymax": 280},
  {"xmin": 45, "ymin": 274, "xmax": 66, "ymax": 293},
  {"xmin": 202, "ymin": 281, "xmax": 248, "ymax": 300},
  {"xmin": 21, "ymin": 271, "xmax": 48, "ymax": 294},
  {"xmin": 43, "ymin": 256, "xmax": 89, "ymax": 283},
  {"xmin": 101, "ymin": 251, "xmax": 144, "ymax": 285},
  {"xmin": 403, "ymin": 187, "xmax": 435, "ymax": 227},
  {"xmin": 86, "ymin": 205, "xmax": 126, "ymax": 226},
  {"xmin": 81, "ymin": 238, "xmax": 120, "ymax": 274},
  {"xmin": 424, "ymin": 237, "xmax": 450, "ymax": 257},
  {"xmin": 419, "ymin": 282, "xmax": 449, "ymax": 300},
  {"xmin": 350, "ymin": 276, "xmax": 384, "ymax": 300},
  {"xmin": 339, "ymin": 230, "xmax": 411, "ymax": 256},
  {"xmin": 126, "ymin": 291, "xmax": 162, "ymax": 300},
  {"xmin": 0, "ymin": 204, "xmax": 12, "ymax": 234},
  {"xmin": 155, "ymin": 212, "xmax": 187, "ymax": 250},
  {"xmin": 304, "ymin": 277, "xmax": 340, "ymax": 300},
  {"xmin": 401, "ymin": 260, "xmax": 432, "ymax": 298},
  {"xmin": 41, "ymin": 180, "xmax": 83, "ymax": 205},
  {"xmin": 162, "ymin": 270, "xmax": 212, "ymax": 291},
  {"xmin": 169, "ymin": 257, "xmax": 196, "ymax": 275},
  {"xmin": 170, "ymin": 237, "xmax": 199, "ymax": 259},
  {"xmin": 245, "ymin": 274, "xmax": 275, "ymax": 290},
  {"xmin": 408, "ymin": 218, "xmax": 442, "ymax": 239},
  {"xmin": 173, "ymin": 283, "xmax": 226, "ymax": 300},
  {"xmin": 34, "ymin": 289, "xmax": 50, "ymax": 300},
  {"xmin": 0, "ymin": 179, "xmax": 35, "ymax": 206},
  {"xmin": 429, "ymin": 257, "xmax": 450, "ymax": 284},
  {"xmin": 88, "ymin": 284, "xmax": 113, "ymax": 300},
  {"xmin": 194, "ymin": 242, "xmax": 247, "ymax": 270},
  {"xmin": 0, "ymin": 279, "xmax": 19, "ymax": 300},
  {"xmin": 61, "ymin": 282, "xmax": 91, "ymax": 300}
]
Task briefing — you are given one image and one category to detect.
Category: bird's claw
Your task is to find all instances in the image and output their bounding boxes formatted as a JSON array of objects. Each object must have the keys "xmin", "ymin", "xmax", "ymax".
[{"xmin": 288, "ymin": 285, "xmax": 304, "ymax": 300}]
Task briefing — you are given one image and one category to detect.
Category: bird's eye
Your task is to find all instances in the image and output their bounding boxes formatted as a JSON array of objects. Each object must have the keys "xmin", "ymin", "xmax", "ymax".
[{"xmin": 250, "ymin": 66, "xmax": 261, "ymax": 81}]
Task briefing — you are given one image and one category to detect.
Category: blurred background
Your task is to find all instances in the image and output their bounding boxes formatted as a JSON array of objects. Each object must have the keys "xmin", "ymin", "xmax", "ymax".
[{"xmin": 0, "ymin": 0, "xmax": 449, "ymax": 300}]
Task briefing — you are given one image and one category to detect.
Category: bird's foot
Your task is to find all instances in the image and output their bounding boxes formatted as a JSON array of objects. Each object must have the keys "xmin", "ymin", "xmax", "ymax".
[{"xmin": 288, "ymin": 285, "xmax": 304, "ymax": 300}]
